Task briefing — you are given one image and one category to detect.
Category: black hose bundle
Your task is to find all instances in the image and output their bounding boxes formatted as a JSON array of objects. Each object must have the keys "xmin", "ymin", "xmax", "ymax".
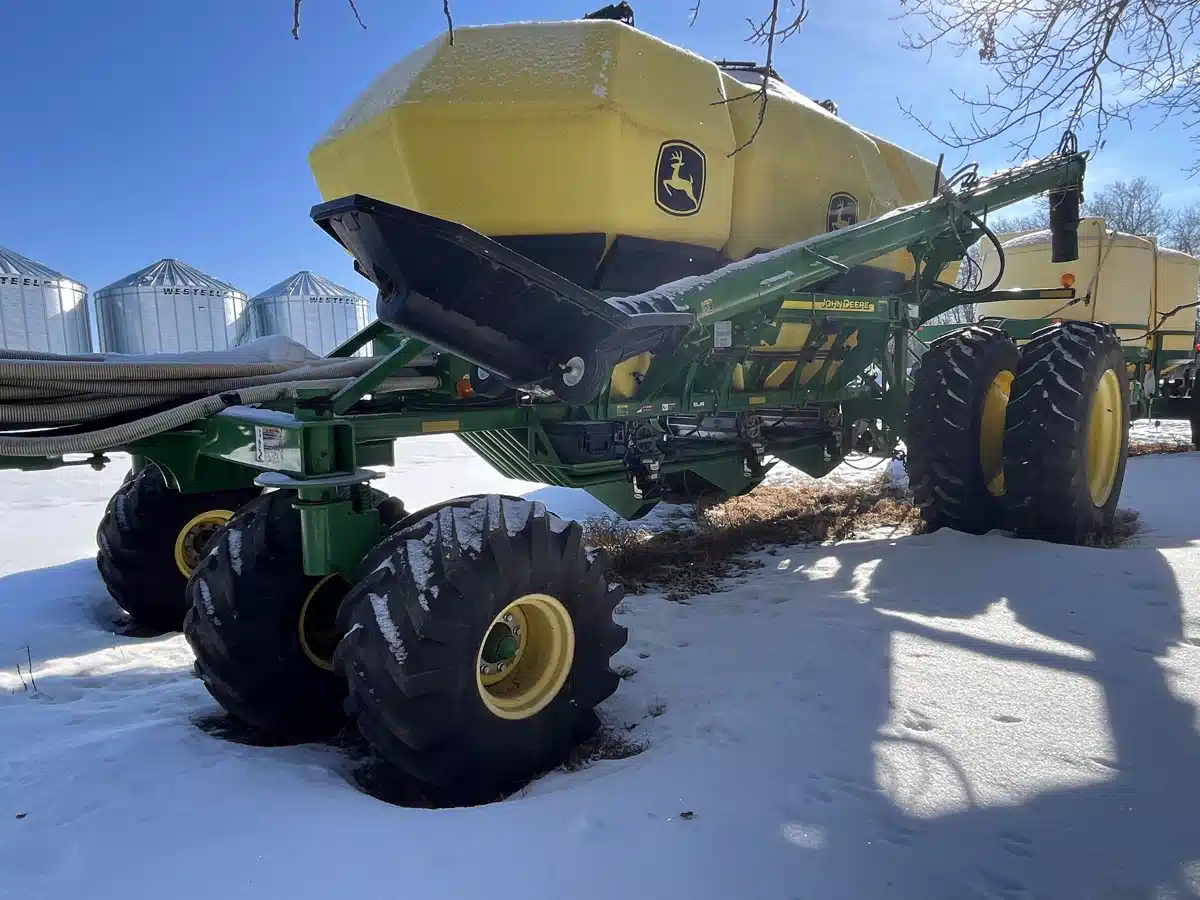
[{"xmin": 0, "ymin": 340, "xmax": 437, "ymax": 457}]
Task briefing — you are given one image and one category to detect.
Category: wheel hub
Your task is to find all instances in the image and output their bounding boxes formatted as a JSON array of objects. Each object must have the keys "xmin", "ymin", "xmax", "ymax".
[
  {"xmin": 173, "ymin": 510, "xmax": 236, "ymax": 578},
  {"xmin": 980, "ymin": 369, "xmax": 1014, "ymax": 497},
  {"xmin": 476, "ymin": 594, "xmax": 575, "ymax": 720},
  {"xmin": 298, "ymin": 574, "xmax": 350, "ymax": 672},
  {"xmin": 479, "ymin": 611, "xmax": 525, "ymax": 682},
  {"xmin": 561, "ymin": 357, "xmax": 586, "ymax": 387},
  {"xmin": 1086, "ymin": 367, "xmax": 1123, "ymax": 506}
]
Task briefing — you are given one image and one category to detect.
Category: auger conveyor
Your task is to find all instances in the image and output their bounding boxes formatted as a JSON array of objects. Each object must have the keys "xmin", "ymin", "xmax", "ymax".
[{"xmin": 311, "ymin": 142, "xmax": 1086, "ymax": 407}]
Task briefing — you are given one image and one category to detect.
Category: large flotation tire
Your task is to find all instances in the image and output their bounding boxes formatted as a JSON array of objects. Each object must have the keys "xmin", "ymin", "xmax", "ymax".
[
  {"xmin": 905, "ymin": 325, "xmax": 1020, "ymax": 535},
  {"xmin": 184, "ymin": 488, "xmax": 406, "ymax": 740},
  {"xmin": 1003, "ymin": 321, "xmax": 1129, "ymax": 543},
  {"xmin": 97, "ymin": 465, "xmax": 261, "ymax": 632},
  {"xmin": 335, "ymin": 494, "xmax": 627, "ymax": 805}
]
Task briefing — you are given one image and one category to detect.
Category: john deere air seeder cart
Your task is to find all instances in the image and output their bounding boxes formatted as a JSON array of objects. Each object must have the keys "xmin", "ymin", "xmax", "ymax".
[
  {"xmin": 919, "ymin": 217, "xmax": 1200, "ymax": 441},
  {"xmin": 0, "ymin": 12, "xmax": 1129, "ymax": 804}
]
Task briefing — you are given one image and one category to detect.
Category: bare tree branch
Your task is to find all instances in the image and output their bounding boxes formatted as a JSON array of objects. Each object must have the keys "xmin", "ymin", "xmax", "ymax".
[
  {"xmin": 991, "ymin": 177, "xmax": 1172, "ymax": 234},
  {"xmin": 730, "ymin": 1, "xmax": 784, "ymax": 156},
  {"xmin": 701, "ymin": 1, "xmax": 811, "ymax": 156},
  {"xmin": 896, "ymin": 0, "xmax": 1200, "ymax": 170},
  {"xmin": 1166, "ymin": 200, "xmax": 1200, "ymax": 253},
  {"xmin": 1086, "ymin": 176, "xmax": 1174, "ymax": 233},
  {"xmin": 989, "ymin": 199, "xmax": 1051, "ymax": 233},
  {"xmin": 293, "ymin": 0, "xmax": 368, "ymax": 40},
  {"xmin": 443, "ymin": 0, "xmax": 456, "ymax": 44}
]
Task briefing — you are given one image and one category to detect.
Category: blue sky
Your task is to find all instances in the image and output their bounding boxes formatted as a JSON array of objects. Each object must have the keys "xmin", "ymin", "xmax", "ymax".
[{"xmin": 1, "ymin": 0, "xmax": 1194, "ymax": 302}]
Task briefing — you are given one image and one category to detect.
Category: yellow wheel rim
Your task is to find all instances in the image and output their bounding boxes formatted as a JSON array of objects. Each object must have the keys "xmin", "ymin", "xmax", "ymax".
[
  {"xmin": 1087, "ymin": 368, "xmax": 1124, "ymax": 506},
  {"xmin": 476, "ymin": 593, "xmax": 575, "ymax": 721},
  {"xmin": 173, "ymin": 510, "xmax": 235, "ymax": 578},
  {"xmin": 980, "ymin": 369, "xmax": 1014, "ymax": 497},
  {"xmin": 298, "ymin": 575, "xmax": 347, "ymax": 672}
]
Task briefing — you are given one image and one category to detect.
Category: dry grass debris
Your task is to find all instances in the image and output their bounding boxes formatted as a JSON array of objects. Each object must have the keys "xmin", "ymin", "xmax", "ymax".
[
  {"xmin": 1085, "ymin": 508, "xmax": 1141, "ymax": 548},
  {"xmin": 1128, "ymin": 439, "xmax": 1194, "ymax": 457},
  {"xmin": 562, "ymin": 724, "xmax": 648, "ymax": 772},
  {"xmin": 584, "ymin": 468, "xmax": 1150, "ymax": 597},
  {"xmin": 585, "ymin": 476, "xmax": 919, "ymax": 599}
]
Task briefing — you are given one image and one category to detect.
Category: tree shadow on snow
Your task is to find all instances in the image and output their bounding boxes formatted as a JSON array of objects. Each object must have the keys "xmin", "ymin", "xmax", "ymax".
[
  {"xmin": 769, "ymin": 520, "xmax": 1200, "ymax": 899},
  {"xmin": 517, "ymin": 463, "xmax": 1199, "ymax": 897}
]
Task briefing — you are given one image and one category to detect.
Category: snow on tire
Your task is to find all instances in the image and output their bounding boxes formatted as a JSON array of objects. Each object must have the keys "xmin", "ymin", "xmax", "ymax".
[
  {"xmin": 334, "ymin": 494, "xmax": 628, "ymax": 806},
  {"xmin": 184, "ymin": 487, "xmax": 406, "ymax": 741}
]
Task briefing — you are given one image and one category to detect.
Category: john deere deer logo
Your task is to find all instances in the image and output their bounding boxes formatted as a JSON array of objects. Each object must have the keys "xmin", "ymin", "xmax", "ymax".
[
  {"xmin": 655, "ymin": 140, "xmax": 706, "ymax": 216},
  {"xmin": 827, "ymin": 192, "xmax": 858, "ymax": 231}
]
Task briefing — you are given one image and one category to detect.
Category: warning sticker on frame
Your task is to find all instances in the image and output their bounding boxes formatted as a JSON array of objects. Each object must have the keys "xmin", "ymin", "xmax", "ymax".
[{"xmin": 254, "ymin": 426, "xmax": 285, "ymax": 465}]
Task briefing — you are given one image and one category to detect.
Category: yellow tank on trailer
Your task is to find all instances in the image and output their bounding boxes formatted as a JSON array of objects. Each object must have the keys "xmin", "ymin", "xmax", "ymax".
[
  {"xmin": 978, "ymin": 217, "xmax": 1200, "ymax": 350},
  {"xmin": 310, "ymin": 20, "xmax": 737, "ymax": 279},
  {"xmin": 1156, "ymin": 245, "xmax": 1200, "ymax": 353},
  {"xmin": 720, "ymin": 74, "xmax": 894, "ymax": 262},
  {"xmin": 310, "ymin": 17, "xmax": 961, "ymax": 298}
]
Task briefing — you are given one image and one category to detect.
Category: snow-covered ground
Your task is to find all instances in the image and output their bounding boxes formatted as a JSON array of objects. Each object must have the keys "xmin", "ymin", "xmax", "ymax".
[{"xmin": 2, "ymin": 421, "xmax": 1199, "ymax": 900}]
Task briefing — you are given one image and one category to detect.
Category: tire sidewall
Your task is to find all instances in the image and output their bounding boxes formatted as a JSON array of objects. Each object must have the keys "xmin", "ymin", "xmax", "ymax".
[
  {"xmin": 336, "ymin": 496, "xmax": 626, "ymax": 801},
  {"xmin": 412, "ymin": 512, "xmax": 595, "ymax": 760},
  {"xmin": 905, "ymin": 325, "xmax": 1019, "ymax": 533},
  {"xmin": 1002, "ymin": 322, "xmax": 1131, "ymax": 543},
  {"xmin": 98, "ymin": 465, "xmax": 260, "ymax": 630},
  {"xmin": 964, "ymin": 337, "xmax": 1021, "ymax": 504},
  {"xmin": 1075, "ymin": 339, "xmax": 1130, "ymax": 528},
  {"xmin": 184, "ymin": 489, "xmax": 353, "ymax": 738}
]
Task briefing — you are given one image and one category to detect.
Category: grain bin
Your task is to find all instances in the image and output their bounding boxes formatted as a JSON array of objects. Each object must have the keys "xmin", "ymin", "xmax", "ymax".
[
  {"xmin": 248, "ymin": 270, "xmax": 371, "ymax": 356},
  {"xmin": 0, "ymin": 246, "xmax": 92, "ymax": 354},
  {"xmin": 94, "ymin": 258, "xmax": 252, "ymax": 354}
]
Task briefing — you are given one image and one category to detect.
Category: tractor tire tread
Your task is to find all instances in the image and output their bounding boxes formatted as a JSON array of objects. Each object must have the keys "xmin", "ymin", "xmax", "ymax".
[
  {"xmin": 96, "ymin": 465, "xmax": 260, "ymax": 632},
  {"xmin": 184, "ymin": 487, "xmax": 405, "ymax": 740},
  {"xmin": 334, "ymin": 494, "xmax": 627, "ymax": 806},
  {"xmin": 1003, "ymin": 321, "xmax": 1129, "ymax": 543},
  {"xmin": 906, "ymin": 325, "xmax": 1019, "ymax": 535}
]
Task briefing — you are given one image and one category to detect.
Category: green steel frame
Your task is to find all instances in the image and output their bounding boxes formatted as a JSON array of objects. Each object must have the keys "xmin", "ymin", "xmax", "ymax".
[{"xmin": 2, "ymin": 145, "xmax": 1090, "ymax": 580}]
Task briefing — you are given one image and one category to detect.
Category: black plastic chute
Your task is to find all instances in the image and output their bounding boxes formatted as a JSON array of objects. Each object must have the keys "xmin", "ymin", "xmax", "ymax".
[{"xmin": 310, "ymin": 195, "xmax": 694, "ymax": 401}]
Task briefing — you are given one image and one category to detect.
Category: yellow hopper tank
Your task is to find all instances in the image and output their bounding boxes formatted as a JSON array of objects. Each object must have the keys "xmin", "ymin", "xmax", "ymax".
[
  {"xmin": 978, "ymin": 217, "xmax": 1200, "ymax": 352},
  {"xmin": 309, "ymin": 18, "xmax": 958, "ymax": 298}
]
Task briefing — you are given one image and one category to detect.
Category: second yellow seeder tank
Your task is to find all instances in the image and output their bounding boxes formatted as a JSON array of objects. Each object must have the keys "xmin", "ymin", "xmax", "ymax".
[{"xmin": 979, "ymin": 217, "xmax": 1200, "ymax": 352}]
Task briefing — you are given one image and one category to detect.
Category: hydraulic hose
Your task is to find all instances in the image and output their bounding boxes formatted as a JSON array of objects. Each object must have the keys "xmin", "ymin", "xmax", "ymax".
[
  {"xmin": 0, "ymin": 376, "xmax": 438, "ymax": 457},
  {"xmin": 0, "ymin": 337, "xmax": 440, "ymax": 456}
]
